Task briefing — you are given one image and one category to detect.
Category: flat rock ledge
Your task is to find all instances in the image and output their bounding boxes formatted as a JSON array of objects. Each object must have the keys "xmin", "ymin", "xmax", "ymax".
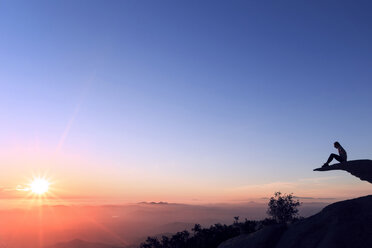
[{"xmin": 314, "ymin": 159, "xmax": 372, "ymax": 184}]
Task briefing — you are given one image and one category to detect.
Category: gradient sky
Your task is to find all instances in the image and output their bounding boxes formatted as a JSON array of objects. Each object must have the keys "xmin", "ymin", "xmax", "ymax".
[{"xmin": 1, "ymin": 0, "xmax": 372, "ymax": 204}]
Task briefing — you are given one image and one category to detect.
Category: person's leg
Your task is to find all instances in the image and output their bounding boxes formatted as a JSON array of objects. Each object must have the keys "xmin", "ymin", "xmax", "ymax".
[
  {"xmin": 326, "ymin": 153, "xmax": 342, "ymax": 164},
  {"xmin": 333, "ymin": 154, "xmax": 343, "ymax": 163}
]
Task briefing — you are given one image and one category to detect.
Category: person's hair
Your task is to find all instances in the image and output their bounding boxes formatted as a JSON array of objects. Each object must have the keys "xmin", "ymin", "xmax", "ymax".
[{"xmin": 334, "ymin": 141, "xmax": 340, "ymax": 147}]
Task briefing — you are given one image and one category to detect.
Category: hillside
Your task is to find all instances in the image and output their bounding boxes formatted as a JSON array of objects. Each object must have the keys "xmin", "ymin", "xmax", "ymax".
[{"xmin": 218, "ymin": 195, "xmax": 372, "ymax": 248}]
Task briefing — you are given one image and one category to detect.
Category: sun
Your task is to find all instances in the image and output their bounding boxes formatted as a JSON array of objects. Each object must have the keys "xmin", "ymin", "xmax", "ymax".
[{"xmin": 30, "ymin": 178, "xmax": 50, "ymax": 195}]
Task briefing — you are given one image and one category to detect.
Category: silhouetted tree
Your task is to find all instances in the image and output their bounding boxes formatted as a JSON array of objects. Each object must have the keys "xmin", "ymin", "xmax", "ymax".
[
  {"xmin": 169, "ymin": 230, "xmax": 189, "ymax": 248},
  {"xmin": 239, "ymin": 219, "xmax": 257, "ymax": 234},
  {"xmin": 160, "ymin": 236, "xmax": 170, "ymax": 248},
  {"xmin": 233, "ymin": 216, "xmax": 239, "ymax": 224},
  {"xmin": 267, "ymin": 192, "xmax": 301, "ymax": 224},
  {"xmin": 192, "ymin": 224, "xmax": 202, "ymax": 234},
  {"xmin": 140, "ymin": 237, "xmax": 162, "ymax": 248}
]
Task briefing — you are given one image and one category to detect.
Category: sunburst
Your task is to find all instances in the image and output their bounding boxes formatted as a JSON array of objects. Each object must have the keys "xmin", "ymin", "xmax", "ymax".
[{"xmin": 29, "ymin": 177, "xmax": 50, "ymax": 195}]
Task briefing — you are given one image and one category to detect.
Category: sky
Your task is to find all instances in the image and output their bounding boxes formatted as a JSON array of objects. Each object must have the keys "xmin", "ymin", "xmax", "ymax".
[{"xmin": 0, "ymin": 0, "xmax": 372, "ymax": 205}]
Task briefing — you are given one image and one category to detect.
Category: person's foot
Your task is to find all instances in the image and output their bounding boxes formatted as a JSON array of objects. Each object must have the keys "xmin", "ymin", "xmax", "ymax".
[{"xmin": 322, "ymin": 163, "xmax": 329, "ymax": 168}]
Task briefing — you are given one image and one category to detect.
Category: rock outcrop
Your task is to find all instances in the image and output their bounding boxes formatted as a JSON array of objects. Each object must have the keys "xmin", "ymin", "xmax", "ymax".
[
  {"xmin": 313, "ymin": 159, "xmax": 372, "ymax": 184},
  {"xmin": 218, "ymin": 195, "xmax": 372, "ymax": 248}
]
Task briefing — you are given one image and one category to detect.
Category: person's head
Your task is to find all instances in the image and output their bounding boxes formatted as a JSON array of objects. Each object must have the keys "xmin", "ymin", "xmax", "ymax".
[{"xmin": 334, "ymin": 142, "xmax": 341, "ymax": 148}]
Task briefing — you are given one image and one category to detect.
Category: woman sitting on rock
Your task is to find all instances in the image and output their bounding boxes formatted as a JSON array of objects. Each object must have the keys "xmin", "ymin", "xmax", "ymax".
[{"xmin": 323, "ymin": 142, "xmax": 347, "ymax": 167}]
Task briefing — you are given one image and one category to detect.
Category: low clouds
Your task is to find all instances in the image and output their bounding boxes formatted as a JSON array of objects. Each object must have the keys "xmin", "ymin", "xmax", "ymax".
[
  {"xmin": 16, "ymin": 185, "xmax": 30, "ymax": 192},
  {"xmin": 0, "ymin": 185, "xmax": 28, "ymax": 199},
  {"xmin": 224, "ymin": 175, "xmax": 371, "ymax": 202},
  {"xmin": 0, "ymin": 186, "xmax": 15, "ymax": 192}
]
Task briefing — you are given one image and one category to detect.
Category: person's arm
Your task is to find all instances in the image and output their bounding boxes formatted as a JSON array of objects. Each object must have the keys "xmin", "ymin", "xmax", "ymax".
[{"xmin": 339, "ymin": 147, "xmax": 347, "ymax": 160}]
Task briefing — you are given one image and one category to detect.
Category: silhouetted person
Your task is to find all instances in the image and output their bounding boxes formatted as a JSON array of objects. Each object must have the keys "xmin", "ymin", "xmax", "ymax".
[{"xmin": 323, "ymin": 142, "xmax": 347, "ymax": 167}]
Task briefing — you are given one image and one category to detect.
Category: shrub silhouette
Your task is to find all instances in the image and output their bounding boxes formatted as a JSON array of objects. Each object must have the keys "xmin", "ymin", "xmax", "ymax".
[
  {"xmin": 267, "ymin": 192, "xmax": 301, "ymax": 224},
  {"xmin": 139, "ymin": 221, "xmax": 249, "ymax": 248}
]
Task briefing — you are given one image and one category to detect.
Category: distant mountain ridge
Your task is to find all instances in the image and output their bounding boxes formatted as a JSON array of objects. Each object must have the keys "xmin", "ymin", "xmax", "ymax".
[{"xmin": 138, "ymin": 201, "xmax": 169, "ymax": 205}]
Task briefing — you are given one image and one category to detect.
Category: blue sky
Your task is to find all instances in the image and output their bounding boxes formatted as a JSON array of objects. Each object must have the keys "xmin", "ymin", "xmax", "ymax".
[{"xmin": 1, "ymin": 1, "xmax": 372, "ymax": 202}]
